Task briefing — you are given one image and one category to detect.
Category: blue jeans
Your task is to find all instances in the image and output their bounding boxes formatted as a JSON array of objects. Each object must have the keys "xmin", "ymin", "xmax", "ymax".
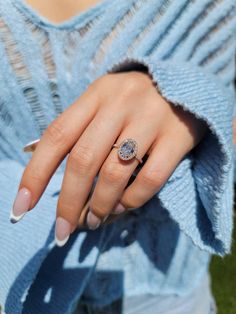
[{"xmin": 73, "ymin": 272, "xmax": 217, "ymax": 314}]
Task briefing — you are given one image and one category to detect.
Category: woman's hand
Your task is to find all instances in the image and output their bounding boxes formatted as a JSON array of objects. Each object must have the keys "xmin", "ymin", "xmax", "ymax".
[{"xmin": 10, "ymin": 71, "xmax": 207, "ymax": 246}]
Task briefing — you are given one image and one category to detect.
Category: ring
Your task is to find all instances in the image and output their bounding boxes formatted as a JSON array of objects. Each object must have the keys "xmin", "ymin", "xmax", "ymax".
[{"xmin": 112, "ymin": 138, "xmax": 143, "ymax": 164}]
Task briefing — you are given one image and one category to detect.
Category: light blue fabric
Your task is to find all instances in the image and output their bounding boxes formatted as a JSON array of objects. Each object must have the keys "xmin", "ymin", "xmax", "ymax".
[
  {"xmin": 0, "ymin": 0, "xmax": 235, "ymax": 313},
  {"xmin": 73, "ymin": 271, "xmax": 217, "ymax": 314}
]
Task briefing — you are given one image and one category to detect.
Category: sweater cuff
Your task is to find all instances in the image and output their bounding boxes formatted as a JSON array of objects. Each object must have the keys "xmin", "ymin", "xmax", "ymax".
[{"xmin": 105, "ymin": 56, "xmax": 235, "ymax": 256}]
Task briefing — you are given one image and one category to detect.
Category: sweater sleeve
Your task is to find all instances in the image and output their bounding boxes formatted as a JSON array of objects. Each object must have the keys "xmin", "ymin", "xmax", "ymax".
[
  {"xmin": 106, "ymin": 57, "xmax": 234, "ymax": 255},
  {"xmin": 104, "ymin": 3, "xmax": 236, "ymax": 256}
]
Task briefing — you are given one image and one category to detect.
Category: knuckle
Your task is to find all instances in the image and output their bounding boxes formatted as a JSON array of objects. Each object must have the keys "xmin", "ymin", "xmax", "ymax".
[
  {"xmin": 57, "ymin": 197, "xmax": 75, "ymax": 212},
  {"xmin": 93, "ymin": 74, "xmax": 106, "ymax": 86},
  {"xmin": 25, "ymin": 166, "xmax": 43, "ymax": 184},
  {"xmin": 85, "ymin": 80, "xmax": 98, "ymax": 97},
  {"xmin": 44, "ymin": 119, "xmax": 67, "ymax": 147},
  {"xmin": 101, "ymin": 163, "xmax": 126, "ymax": 185},
  {"xmin": 90, "ymin": 75, "xmax": 114, "ymax": 101},
  {"xmin": 122, "ymin": 74, "xmax": 146, "ymax": 96},
  {"xmin": 68, "ymin": 145, "xmax": 94, "ymax": 174},
  {"xmin": 95, "ymin": 73, "xmax": 112, "ymax": 86},
  {"xmin": 139, "ymin": 171, "xmax": 164, "ymax": 190},
  {"xmin": 89, "ymin": 75, "xmax": 107, "ymax": 93},
  {"xmin": 58, "ymin": 203, "xmax": 74, "ymax": 215}
]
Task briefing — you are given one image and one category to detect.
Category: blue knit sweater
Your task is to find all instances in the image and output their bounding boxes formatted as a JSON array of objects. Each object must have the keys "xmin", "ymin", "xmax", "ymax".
[{"xmin": 0, "ymin": 0, "xmax": 236, "ymax": 313}]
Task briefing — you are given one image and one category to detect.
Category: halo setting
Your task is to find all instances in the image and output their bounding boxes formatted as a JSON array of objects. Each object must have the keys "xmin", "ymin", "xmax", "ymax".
[{"xmin": 117, "ymin": 138, "xmax": 138, "ymax": 161}]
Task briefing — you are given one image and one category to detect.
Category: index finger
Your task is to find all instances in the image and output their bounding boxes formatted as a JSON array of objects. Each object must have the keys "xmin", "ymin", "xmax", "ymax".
[{"xmin": 16, "ymin": 87, "xmax": 99, "ymax": 212}]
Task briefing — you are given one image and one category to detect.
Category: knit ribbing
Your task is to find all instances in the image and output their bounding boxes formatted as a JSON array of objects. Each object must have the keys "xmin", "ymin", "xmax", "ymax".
[{"xmin": 107, "ymin": 57, "xmax": 234, "ymax": 255}]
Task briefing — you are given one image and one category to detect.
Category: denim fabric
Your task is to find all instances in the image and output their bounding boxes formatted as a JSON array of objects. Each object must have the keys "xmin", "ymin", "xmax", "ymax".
[{"xmin": 73, "ymin": 272, "xmax": 217, "ymax": 314}]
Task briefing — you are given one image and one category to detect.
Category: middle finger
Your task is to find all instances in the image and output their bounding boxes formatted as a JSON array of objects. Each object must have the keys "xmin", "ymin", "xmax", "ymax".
[{"xmin": 56, "ymin": 107, "xmax": 124, "ymax": 237}]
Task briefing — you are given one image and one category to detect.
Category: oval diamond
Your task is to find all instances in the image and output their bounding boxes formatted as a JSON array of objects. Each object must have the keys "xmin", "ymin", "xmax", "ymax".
[{"xmin": 117, "ymin": 139, "xmax": 138, "ymax": 161}]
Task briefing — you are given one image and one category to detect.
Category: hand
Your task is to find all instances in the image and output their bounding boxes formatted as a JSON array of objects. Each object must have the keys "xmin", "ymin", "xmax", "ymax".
[{"xmin": 10, "ymin": 71, "xmax": 207, "ymax": 246}]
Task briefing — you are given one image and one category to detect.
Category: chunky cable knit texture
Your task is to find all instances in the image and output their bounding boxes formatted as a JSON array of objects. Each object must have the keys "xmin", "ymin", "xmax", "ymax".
[{"xmin": 0, "ymin": 0, "xmax": 235, "ymax": 313}]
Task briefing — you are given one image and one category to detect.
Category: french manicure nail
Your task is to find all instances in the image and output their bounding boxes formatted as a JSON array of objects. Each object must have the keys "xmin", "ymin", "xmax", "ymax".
[
  {"xmin": 113, "ymin": 202, "xmax": 126, "ymax": 215},
  {"xmin": 87, "ymin": 211, "xmax": 101, "ymax": 230},
  {"xmin": 10, "ymin": 187, "xmax": 32, "ymax": 223},
  {"xmin": 55, "ymin": 217, "xmax": 71, "ymax": 247}
]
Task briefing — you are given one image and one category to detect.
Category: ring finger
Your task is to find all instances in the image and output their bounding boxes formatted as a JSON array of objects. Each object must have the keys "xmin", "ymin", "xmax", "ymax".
[{"xmin": 86, "ymin": 120, "xmax": 159, "ymax": 230}]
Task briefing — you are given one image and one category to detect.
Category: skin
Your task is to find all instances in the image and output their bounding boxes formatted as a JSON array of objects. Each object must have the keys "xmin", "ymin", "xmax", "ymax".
[
  {"xmin": 12, "ymin": 0, "xmax": 209, "ymax": 241},
  {"xmin": 25, "ymin": 0, "xmax": 102, "ymax": 23},
  {"xmin": 17, "ymin": 71, "xmax": 208, "ymax": 233}
]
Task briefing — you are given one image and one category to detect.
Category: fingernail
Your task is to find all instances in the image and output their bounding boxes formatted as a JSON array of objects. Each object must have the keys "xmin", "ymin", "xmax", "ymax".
[
  {"xmin": 87, "ymin": 211, "xmax": 101, "ymax": 230},
  {"xmin": 55, "ymin": 217, "xmax": 71, "ymax": 247},
  {"xmin": 10, "ymin": 187, "xmax": 32, "ymax": 223},
  {"xmin": 113, "ymin": 202, "xmax": 126, "ymax": 215}
]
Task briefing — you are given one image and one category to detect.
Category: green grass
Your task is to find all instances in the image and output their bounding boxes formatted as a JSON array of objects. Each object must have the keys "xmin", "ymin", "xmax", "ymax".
[{"xmin": 210, "ymin": 217, "xmax": 236, "ymax": 314}]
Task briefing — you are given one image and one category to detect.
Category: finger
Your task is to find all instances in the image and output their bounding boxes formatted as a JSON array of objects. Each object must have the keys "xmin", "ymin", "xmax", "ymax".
[
  {"xmin": 76, "ymin": 173, "xmax": 138, "ymax": 229},
  {"xmin": 119, "ymin": 132, "xmax": 192, "ymax": 210},
  {"xmin": 14, "ymin": 86, "xmax": 99, "ymax": 218},
  {"xmin": 86, "ymin": 120, "xmax": 158, "ymax": 230},
  {"xmin": 102, "ymin": 211, "xmax": 127, "ymax": 225},
  {"xmin": 77, "ymin": 198, "xmax": 91, "ymax": 229},
  {"xmin": 77, "ymin": 196, "xmax": 126, "ymax": 229},
  {"xmin": 76, "ymin": 200, "xmax": 124, "ymax": 229},
  {"xmin": 55, "ymin": 107, "xmax": 124, "ymax": 237}
]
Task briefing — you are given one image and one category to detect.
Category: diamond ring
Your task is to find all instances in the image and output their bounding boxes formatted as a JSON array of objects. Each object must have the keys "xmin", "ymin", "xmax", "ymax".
[{"xmin": 112, "ymin": 138, "xmax": 143, "ymax": 164}]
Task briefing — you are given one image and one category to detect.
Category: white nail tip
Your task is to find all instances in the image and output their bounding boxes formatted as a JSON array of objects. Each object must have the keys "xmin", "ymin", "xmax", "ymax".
[
  {"xmin": 55, "ymin": 235, "xmax": 70, "ymax": 247},
  {"xmin": 9, "ymin": 208, "xmax": 26, "ymax": 223}
]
